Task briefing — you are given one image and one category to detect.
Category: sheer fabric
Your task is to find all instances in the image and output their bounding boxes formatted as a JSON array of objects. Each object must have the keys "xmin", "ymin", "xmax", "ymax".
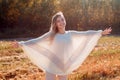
[{"xmin": 18, "ymin": 30, "xmax": 102, "ymax": 75}]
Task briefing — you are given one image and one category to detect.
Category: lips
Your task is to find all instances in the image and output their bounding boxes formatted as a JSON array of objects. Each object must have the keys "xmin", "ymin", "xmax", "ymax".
[{"xmin": 60, "ymin": 23, "xmax": 65, "ymax": 26}]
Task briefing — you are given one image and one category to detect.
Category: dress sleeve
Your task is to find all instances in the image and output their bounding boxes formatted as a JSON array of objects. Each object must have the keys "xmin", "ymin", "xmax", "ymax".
[
  {"xmin": 64, "ymin": 29, "xmax": 103, "ymax": 73},
  {"xmin": 18, "ymin": 32, "xmax": 50, "ymax": 46},
  {"xmin": 69, "ymin": 30, "xmax": 103, "ymax": 37}
]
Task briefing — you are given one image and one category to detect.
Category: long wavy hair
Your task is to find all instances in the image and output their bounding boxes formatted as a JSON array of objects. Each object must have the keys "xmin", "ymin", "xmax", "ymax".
[{"xmin": 49, "ymin": 11, "xmax": 66, "ymax": 43}]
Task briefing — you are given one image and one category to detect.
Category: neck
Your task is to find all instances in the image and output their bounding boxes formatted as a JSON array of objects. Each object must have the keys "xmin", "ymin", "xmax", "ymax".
[{"xmin": 58, "ymin": 29, "xmax": 65, "ymax": 34}]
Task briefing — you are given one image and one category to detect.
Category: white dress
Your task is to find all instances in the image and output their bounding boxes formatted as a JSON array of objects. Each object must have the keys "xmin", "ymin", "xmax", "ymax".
[{"xmin": 18, "ymin": 30, "xmax": 103, "ymax": 75}]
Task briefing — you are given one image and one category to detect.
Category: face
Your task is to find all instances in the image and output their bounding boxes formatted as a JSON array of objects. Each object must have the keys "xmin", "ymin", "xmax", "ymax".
[{"xmin": 55, "ymin": 16, "xmax": 66, "ymax": 30}]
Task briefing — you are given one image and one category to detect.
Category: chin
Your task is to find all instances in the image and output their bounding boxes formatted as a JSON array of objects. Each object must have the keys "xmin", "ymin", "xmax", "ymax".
[{"xmin": 59, "ymin": 26, "xmax": 64, "ymax": 28}]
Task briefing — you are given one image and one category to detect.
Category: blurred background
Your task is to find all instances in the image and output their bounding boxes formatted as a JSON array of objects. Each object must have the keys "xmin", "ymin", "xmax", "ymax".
[
  {"xmin": 0, "ymin": 0, "xmax": 120, "ymax": 38},
  {"xmin": 0, "ymin": 0, "xmax": 120, "ymax": 80}
]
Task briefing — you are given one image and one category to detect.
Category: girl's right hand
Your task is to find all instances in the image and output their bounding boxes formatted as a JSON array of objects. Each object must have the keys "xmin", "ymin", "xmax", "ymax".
[{"xmin": 11, "ymin": 40, "xmax": 20, "ymax": 48}]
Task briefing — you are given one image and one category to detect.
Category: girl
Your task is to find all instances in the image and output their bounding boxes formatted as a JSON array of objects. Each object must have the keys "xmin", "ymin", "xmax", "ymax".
[{"xmin": 13, "ymin": 11, "xmax": 112, "ymax": 80}]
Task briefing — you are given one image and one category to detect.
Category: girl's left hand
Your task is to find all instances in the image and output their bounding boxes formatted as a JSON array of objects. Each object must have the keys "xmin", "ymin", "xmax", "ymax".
[{"xmin": 102, "ymin": 27, "xmax": 112, "ymax": 35}]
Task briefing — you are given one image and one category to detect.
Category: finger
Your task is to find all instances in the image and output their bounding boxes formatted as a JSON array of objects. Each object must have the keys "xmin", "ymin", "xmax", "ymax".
[
  {"xmin": 108, "ymin": 27, "xmax": 111, "ymax": 28},
  {"xmin": 106, "ymin": 31, "xmax": 111, "ymax": 34},
  {"xmin": 106, "ymin": 28, "xmax": 109, "ymax": 30},
  {"xmin": 107, "ymin": 27, "xmax": 110, "ymax": 30},
  {"xmin": 14, "ymin": 40, "xmax": 17, "ymax": 43},
  {"xmin": 107, "ymin": 29, "xmax": 110, "ymax": 31},
  {"xmin": 108, "ymin": 28, "xmax": 112, "ymax": 31},
  {"xmin": 108, "ymin": 27, "xmax": 112, "ymax": 30},
  {"xmin": 107, "ymin": 27, "xmax": 111, "ymax": 30},
  {"xmin": 109, "ymin": 29, "xmax": 112, "ymax": 32},
  {"xmin": 109, "ymin": 27, "xmax": 111, "ymax": 29},
  {"xmin": 105, "ymin": 28, "xmax": 108, "ymax": 30},
  {"xmin": 108, "ymin": 30, "xmax": 112, "ymax": 33}
]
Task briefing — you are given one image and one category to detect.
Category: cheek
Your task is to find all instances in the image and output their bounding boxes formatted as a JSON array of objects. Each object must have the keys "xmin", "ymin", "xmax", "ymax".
[{"xmin": 56, "ymin": 22, "xmax": 60, "ymax": 27}]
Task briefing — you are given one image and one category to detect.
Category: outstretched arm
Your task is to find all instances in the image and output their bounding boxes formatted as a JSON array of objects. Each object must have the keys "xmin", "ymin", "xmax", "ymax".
[
  {"xmin": 69, "ymin": 27, "xmax": 112, "ymax": 37},
  {"xmin": 101, "ymin": 27, "xmax": 112, "ymax": 36},
  {"xmin": 69, "ymin": 29, "xmax": 103, "ymax": 37},
  {"xmin": 18, "ymin": 32, "xmax": 50, "ymax": 45},
  {"xmin": 12, "ymin": 32, "xmax": 50, "ymax": 47}
]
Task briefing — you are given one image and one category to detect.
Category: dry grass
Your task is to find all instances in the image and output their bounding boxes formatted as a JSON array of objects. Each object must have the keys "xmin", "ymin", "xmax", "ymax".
[{"xmin": 0, "ymin": 36, "xmax": 120, "ymax": 80}]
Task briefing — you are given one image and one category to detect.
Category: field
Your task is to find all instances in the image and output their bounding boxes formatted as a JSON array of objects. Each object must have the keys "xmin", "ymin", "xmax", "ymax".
[{"xmin": 0, "ymin": 36, "xmax": 120, "ymax": 80}]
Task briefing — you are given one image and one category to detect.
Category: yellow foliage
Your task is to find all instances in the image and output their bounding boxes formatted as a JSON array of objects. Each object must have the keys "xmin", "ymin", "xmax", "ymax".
[
  {"xmin": 0, "ymin": 0, "xmax": 2, "ymax": 3},
  {"xmin": 7, "ymin": 8, "xmax": 20, "ymax": 21}
]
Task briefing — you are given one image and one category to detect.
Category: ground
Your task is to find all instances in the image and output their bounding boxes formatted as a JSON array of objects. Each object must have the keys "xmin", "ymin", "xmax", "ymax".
[{"xmin": 0, "ymin": 36, "xmax": 120, "ymax": 80}]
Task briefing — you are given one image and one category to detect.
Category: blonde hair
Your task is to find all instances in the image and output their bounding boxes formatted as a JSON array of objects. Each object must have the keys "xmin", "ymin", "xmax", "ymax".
[{"xmin": 48, "ymin": 11, "xmax": 65, "ymax": 43}]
